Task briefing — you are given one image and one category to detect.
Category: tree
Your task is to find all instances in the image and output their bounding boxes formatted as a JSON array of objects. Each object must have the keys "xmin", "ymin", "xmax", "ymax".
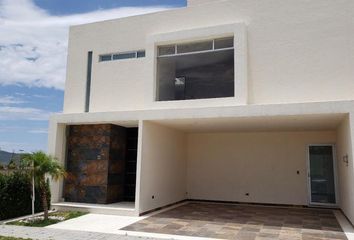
[{"xmin": 22, "ymin": 151, "xmax": 66, "ymax": 220}]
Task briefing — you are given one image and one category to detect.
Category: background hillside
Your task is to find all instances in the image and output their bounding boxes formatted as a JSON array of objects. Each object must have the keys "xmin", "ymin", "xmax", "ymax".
[{"xmin": 0, "ymin": 150, "xmax": 20, "ymax": 165}]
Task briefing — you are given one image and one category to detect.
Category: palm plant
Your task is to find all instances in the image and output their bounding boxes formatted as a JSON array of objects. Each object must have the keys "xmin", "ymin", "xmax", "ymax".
[{"xmin": 22, "ymin": 151, "xmax": 66, "ymax": 220}]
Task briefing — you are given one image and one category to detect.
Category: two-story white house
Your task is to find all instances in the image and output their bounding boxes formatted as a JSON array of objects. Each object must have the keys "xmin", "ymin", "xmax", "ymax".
[{"xmin": 48, "ymin": 0, "xmax": 354, "ymax": 225}]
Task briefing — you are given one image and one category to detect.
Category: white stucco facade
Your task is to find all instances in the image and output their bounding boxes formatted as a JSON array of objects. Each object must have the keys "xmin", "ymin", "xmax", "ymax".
[
  {"xmin": 63, "ymin": 0, "xmax": 354, "ymax": 113},
  {"xmin": 49, "ymin": 0, "xmax": 354, "ymax": 224}
]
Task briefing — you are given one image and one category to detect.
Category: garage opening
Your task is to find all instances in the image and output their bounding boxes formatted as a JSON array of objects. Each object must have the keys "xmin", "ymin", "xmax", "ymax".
[{"xmin": 138, "ymin": 114, "xmax": 347, "ymax": 215}]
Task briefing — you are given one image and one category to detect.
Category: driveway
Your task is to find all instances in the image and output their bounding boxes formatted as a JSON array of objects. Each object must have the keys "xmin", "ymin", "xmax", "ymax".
[{"xmin": 122, "ymin": 202, "xmax": 348, "ymax": 240}]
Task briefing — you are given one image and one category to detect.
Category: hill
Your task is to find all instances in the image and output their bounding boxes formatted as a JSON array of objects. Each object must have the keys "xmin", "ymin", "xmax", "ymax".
[{"xmin": 0, "ymin": 150, "xmax": 20, "ymax": 165}]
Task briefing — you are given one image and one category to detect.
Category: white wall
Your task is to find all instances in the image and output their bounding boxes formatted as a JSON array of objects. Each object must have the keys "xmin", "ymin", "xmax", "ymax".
[
  {"xmin": 138, "ymin": 121, "xmax": 187, "ymax": 213},
  {"xmin": 63, "ymin": 0, "xmax": 354, "ymax": 113},
  {"xmin": 187, "ymin": 0, "xmax": 222, "ymax": 6},
  {"xmin": 47, "ymin": 122, "xmax": 67, "ymax": 203},
  {"xmin": 186, "ymin": 131, "xmax": 336, "ymax": 205},
  {"xmin": 337, "ymin": 114, "xmax": 354, "ymax": 224}
]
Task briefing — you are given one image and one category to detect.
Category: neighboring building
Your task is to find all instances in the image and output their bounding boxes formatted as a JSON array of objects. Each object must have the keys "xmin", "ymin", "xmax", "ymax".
[{"xmin": 48, "ymin": 0, "xmax": 354, "ymax": 224}]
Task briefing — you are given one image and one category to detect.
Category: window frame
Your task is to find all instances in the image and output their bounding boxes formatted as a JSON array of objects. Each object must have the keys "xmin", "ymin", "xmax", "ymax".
[
  {"xmin": 156, "ymin": 40, "xmax": 235, "ymax": 101},
  {"xmin": 146, "ymin": 23, "xmax": 248, "ymax": 107},
  {"xmin": 98, "ymin": 50, "xmax": 146, "ymax": 62},
  {"xmin": 157, "ymin": 37, "xmax": 234, "ymax": 58}
]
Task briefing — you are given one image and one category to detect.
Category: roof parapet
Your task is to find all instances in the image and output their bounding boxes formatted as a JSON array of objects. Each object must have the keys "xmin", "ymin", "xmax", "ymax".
[{"xmin": 187, "ymin": 0, "xmax": 226, "ymax": 7}]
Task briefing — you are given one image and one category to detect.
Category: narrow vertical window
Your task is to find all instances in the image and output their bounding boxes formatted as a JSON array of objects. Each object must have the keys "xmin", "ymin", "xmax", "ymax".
[{"xmin": 85, "ymin": 51, "xmax": 93, "ymax": 112}]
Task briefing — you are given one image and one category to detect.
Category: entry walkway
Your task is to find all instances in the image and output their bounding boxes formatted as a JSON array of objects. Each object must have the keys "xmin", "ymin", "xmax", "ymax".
[{"xmin": 0, "ymin": 225, "xmax": 157, "ymax": 240}]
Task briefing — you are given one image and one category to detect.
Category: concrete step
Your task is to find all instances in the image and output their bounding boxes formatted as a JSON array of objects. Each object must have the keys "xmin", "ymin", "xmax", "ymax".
[{"xmin": 51, "ymin": 202, "xmax": 137, "ymax": 216}]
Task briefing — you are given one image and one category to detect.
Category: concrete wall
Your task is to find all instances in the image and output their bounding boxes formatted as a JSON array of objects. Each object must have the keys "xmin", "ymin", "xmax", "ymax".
[
  {"xmin": 63, "ymin": 0, "xmax": 354, "ymax": 113},
  {"xmin": 48, "ymin": 122, "xmax": 67, "ymax": 203},
  {"xmin": 138, "ymin": 121, "xmax": 187, "ymax": 213},
  {"xmin": 186, "ymin": 131, "xmax": 336, "ymax": 205},
  {"xmin": 187, "ymin": 0, "xmax": 223, "ymax": 6},
  {"xmin": 337, "ymin": 114, "xmax": 354, "ymax": 224}
]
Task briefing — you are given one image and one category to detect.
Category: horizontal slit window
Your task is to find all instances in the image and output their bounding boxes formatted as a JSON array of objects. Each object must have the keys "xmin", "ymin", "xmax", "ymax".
[
  {"xmin": 99, "ymin": 49, "xmax": 146, "ymax": 62},
  {"xmin": 113, "ymin": 52, "xmax": 136, "ymax": 60},
  {"xmin": 137, "ymin": 51, "xmax": 146, "ymax": 58},
  {"xmin": 214, "ymin": 37, "xmax": 234, "ymax": 49},
  {"xmin": 157, "ymin": 36, "xmax": 234, "ymax": 57},
  {"xmin": 177, "ymin": 40, "xmax": 213, "ymax": 54},
  {"xmin": 100, "ymin": 54, "xmax": 112, "ymax": 62},
  {"xmin": 158, "ymin": 45, "xmax": 175, "ymax": 56}
]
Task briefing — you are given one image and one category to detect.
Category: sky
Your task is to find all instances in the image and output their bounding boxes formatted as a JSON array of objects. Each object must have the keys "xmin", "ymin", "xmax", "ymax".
[{"xmin": 0, "ymin": 0, "xmax": 186, "ymax": 153}]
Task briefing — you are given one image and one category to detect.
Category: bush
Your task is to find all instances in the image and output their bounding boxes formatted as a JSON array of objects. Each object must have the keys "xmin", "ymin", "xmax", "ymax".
[{"xmin": 0, "ymin": 171, "xmax": 51, "ymax": 220}]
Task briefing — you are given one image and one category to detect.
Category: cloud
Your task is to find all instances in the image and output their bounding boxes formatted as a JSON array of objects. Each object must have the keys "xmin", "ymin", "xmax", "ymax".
[
  {"xmin": 0, "ymin": 125, "xmax": 48, "ymax": 135},
  {"xmin": 0, "ymin": 94, "xmax": 51, "ymax": 120},
  {"xmin": 0, "ymin": 96, "xmax": 26, "ymax": 105},
  {"xmin": 0, "ymin": 141, "xmax": 31, "ymax": 152},
  {"xmin": 0, "ymin": 0, "xmax": 172, "ymax": 90},
  {"xmin": 0, "ymin": 126, "xmax": 23, "ymax": 132},
  {"xmin": 0, "ymin": 106, "xmax": 54, "ymax": 120},
  {"xmin": 27, "ymin": 128, "xmax": 48, "ymax": 134},
  {"xmin": 32, "ymin": 94, "xmax": 49, "ymax": 98}
]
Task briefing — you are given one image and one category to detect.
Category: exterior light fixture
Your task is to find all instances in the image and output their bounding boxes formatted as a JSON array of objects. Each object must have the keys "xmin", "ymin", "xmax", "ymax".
[{"xmin": 343, "ymin": 154, "xmax": 349, "ymax": 167}]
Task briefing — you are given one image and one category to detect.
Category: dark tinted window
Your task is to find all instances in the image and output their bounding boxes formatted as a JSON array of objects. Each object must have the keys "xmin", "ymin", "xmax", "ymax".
[
  {"xmin": 157, "ymin": 49, "xmax": 234, "ymax": 101},
  {"xmin": 113, "ymin": 52, "xmax": 136, "ymax": 60},
  {"xmin": 100, "ymin": 54, "xmax": 112, "ymax": 62},
  {"xmin": 137, "ymin": 51, "xmax": 146, "ymax": 58},
  {"xmin": 158, "ymin": 45, "xmax": 175, "ymax": 56},
  {"xmin": 177, "ymin": 40, "xmax": 213, "ymax": 54},
  {"xmin": 214, "ymin": 37, "xmax": 234, "ymax": 49}
]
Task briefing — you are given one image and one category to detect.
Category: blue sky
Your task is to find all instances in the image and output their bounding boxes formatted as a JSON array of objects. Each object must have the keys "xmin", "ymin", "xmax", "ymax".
[
  {"xmin": 34, "ymin": 0, "xmax": 185, "ymax": 15},
  {"xmin": 0, "ymin": 0, "xmax": 185, "ymax": 153}
]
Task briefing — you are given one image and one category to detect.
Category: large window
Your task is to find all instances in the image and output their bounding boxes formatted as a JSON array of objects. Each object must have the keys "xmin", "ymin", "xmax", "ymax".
[{"xmin": 156, "ymin": 37, "xmax": 234, "ymax": 101}]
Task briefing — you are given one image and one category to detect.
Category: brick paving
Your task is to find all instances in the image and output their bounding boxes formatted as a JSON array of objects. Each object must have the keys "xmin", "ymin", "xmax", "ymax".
[
  {"xmin": 0, "ymin": 225, "xmax": 158, "ymax": 240},
  {"xmin": 122, "ymin": 202, "xmax": 347, "ymax": 240}
]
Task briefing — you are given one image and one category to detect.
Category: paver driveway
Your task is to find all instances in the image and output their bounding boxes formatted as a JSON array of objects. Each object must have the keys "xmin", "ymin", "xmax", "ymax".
[{"xmin": 122, "ymin": 202, "xmax": 347, "ymax": 240}]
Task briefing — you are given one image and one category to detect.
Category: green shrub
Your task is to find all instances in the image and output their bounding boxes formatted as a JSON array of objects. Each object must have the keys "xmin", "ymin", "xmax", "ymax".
[{"xmin": 0, "ymin": 171, "xmax": 50, "ymax": 220}]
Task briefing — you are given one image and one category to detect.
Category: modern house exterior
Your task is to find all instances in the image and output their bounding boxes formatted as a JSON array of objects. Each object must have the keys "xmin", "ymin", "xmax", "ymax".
[{"xmin": 48, "ymin": 0, "xmax": 354, "ymax": 225}]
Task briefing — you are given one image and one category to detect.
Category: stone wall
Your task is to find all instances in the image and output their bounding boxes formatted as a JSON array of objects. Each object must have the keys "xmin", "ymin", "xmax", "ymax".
[{"xmin": 64, "ymin": 124, "xmax": 127, "ymax": 204}]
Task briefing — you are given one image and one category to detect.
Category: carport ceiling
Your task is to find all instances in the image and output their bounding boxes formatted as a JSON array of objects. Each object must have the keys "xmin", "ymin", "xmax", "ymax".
[{"xmin": 152, "ymin": 113, "xmax": 346, "ymax": 133}]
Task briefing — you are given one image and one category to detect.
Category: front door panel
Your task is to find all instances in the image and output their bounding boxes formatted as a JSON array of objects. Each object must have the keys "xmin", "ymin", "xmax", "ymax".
[{"xmin": 308, "ymin": 145, "xmax": 336, "ymax": 205}]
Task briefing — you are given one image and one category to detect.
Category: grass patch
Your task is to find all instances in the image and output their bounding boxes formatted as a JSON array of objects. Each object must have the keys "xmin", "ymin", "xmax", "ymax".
[
  {"xmin": 6, "ymin": 211, "xmax": 87, "ymax": 227},
  {"xmin": 50, "ymin": 211, "xmax": 86, "ymax": 219},
  {"xmin": 0, "ymin": 236, "xmax": 31, "ymax": 240},
  {"xmin": 7, "ymin": 218, "xmax": 60, "ymax": 227}
]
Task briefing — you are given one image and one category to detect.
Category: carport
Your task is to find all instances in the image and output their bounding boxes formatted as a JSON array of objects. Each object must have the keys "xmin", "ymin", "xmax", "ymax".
[{"xmin": 136, "ymin": 113, "xmax": 353, "ymax": 223}]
